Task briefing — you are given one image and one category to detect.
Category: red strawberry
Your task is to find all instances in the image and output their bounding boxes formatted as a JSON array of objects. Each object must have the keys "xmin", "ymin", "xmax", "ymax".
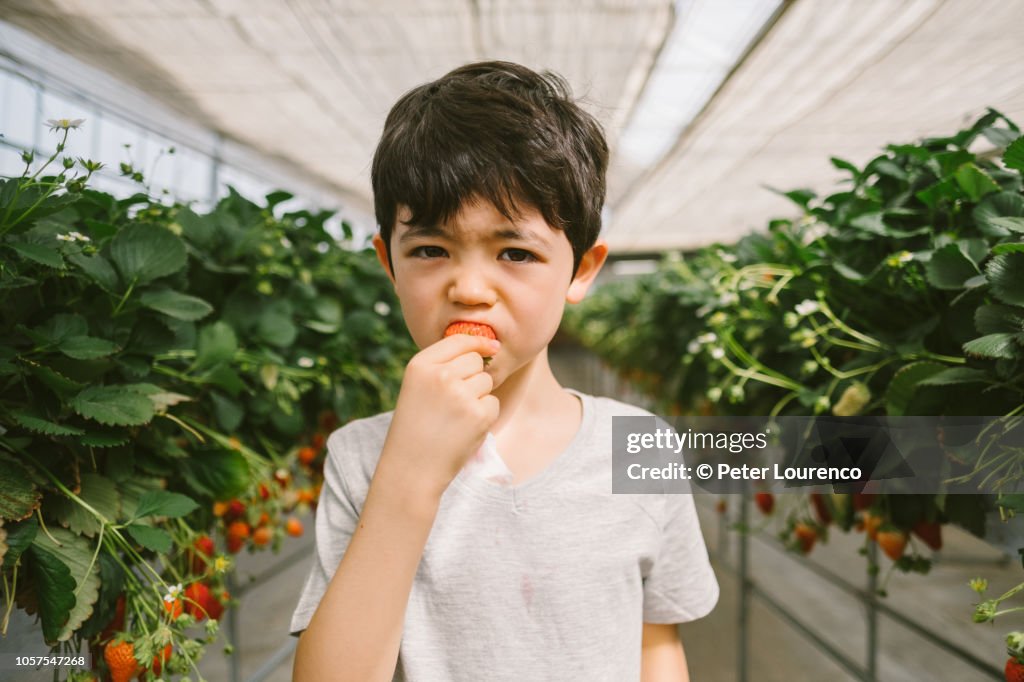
[
  {"xmin": 754, "ymin": 492, "xmax": 774, "ymax": 515},
  {"xmin": 853, "ymin": 493, "xmax": 877, "ymax": 511},
  {"xmin": 184, "ymin": 582, "xmax": 225, "ymax": 622},
  {"xmin": 147, "ymin": 643, "xmax": 172, "ymax": 677},
  {"xmin": 163, "ymin": 597, "xmax": 183, "ymax": 620},
  {"xmin": 191, "ymin": 535, "xmax": 216, "ymax": 574},
  {"xmin": 1006, "ymin": 657, "xmax": 1024, "ymax": 682},
  {"xmin": 225, "ymin": 499, "xmax": 246, "ymax": 521},
  {"xmin": 252, "ymin": 526, "xmax": 272, "ymax": 547},
  {"xmin": 100, "ymin": 594, "xmax": 126, "ymax": 643},
  {"xmin": 226, "ymin": 521, "xmax": 250, "ymax": 554},
  {"xmin": 810, "ymin": 493, "xmax": 831, "ymax": 526},
  {"xmin": 862, "ymin": 512, "xmax": 883, "ymax": 541},
  {"xmin": 794, "ymin": 523, "xmax": 817, "ymax": 554},
  {"xmin": 876, "ymin": 529, "xmax": 908, "ymax": 561},
  {"xmin": 444, "ymin": 321, "xmax": 497, "ymax": 340},
  {"xmin": 911, "ymin": 520, "xmax": 943, "ymax": 551},
  {"xmin": 298, "ymin": 446, "xmax": 317, "ymax": 466},
  {"xmin": 104, "ymin": 640, "xmax": 141, "ymax": 682}
]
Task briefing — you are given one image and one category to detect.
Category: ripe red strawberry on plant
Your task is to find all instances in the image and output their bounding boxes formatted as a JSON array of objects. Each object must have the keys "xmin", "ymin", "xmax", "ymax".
[
  {"xmin": 809, "ymin": 493, "xmax": 831, "ymax": 526},
  {"xmin": 876, "ymin": 528, "xmax": 908, "ymax": 561},
  {"xmin": 911, "ymin": 520, "xmax": 943, "ymax": 551},
  {"xmin": 100, "ymin": 594, "xmax": 126, "ymax": 642},
  {"xmin": 754, "ymin": 492, "xmax": 774, "ymax": 515},
  {"xmin": 1006, "ymin": 657, "xmax": 1024, "ymax": 682},
  {"xmin": 185, "ymin": 582, "xmax": 225, "ymax": 622},
  {"xmin": 793, "ymin": 522, "xmax": 817, "ymax": 554},
  {"xmin": 103, "ymin": 639, "xmax": 141, "ymax": 682},
  {"xmin": 190, "ymin": 535, "xmax": 216, "ymax": 574}
]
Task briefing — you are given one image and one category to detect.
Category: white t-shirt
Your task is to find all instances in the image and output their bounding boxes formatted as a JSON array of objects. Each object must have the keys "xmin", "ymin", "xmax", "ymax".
[{"xmin": 291, "ymin": 389, "xmax": 719, "ymax": 681}]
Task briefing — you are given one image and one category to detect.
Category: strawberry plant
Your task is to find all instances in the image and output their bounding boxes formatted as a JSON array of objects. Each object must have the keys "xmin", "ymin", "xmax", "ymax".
[
  {"xmin": 564, "ymin": 111, "xmax": 1024, "ymax": 662},
  {"xmin": 0, "ymin": 120, "xmax": 415, "ymax": 679}
]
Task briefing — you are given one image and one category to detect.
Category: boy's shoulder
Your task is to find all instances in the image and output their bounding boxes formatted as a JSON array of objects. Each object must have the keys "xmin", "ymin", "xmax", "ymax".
[{"xmin": 323, "ymin": 410, "xmax": 395, "ymax": 494}]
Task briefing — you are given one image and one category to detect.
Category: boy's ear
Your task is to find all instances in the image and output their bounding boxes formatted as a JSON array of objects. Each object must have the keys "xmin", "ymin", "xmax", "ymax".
[
  {"xmin": 372, "ymin": 233, "xmax": 396, "ymax": 285},
  {"xmin": 566, "ymin": 238, "xmax": 609, "ymax": 304}
]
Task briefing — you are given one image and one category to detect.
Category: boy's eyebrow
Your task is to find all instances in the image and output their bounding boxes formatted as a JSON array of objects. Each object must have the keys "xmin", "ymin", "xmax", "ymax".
[{"xmin": 397, "ymin": 224, "xmax": 550, "ymax": 248}]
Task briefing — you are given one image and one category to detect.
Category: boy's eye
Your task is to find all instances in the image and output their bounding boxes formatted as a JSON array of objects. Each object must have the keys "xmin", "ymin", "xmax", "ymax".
[
  {"xmin": 500, "ymin": 248, "xmax": 537, "ymax": 263},
  {"xmin": 411, "ymin": 245, "xmax": 447, "ymax": 258}
]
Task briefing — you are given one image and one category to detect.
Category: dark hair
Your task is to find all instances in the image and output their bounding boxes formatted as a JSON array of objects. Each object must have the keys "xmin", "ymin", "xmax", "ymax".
[{"xmin": 371, "ymin": 60, "xmax": 608, "ymax": 276}]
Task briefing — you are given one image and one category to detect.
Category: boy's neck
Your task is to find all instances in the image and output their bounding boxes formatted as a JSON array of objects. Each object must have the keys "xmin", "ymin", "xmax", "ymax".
[{"xmin": 490, "ymin": 346, "xmax": 576, "ymax": 434}]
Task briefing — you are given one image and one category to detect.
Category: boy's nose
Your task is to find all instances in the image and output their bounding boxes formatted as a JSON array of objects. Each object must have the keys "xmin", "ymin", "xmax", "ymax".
[{"xmin": 448, "ymin": 266, "xmax": 497, "ymax": 306}]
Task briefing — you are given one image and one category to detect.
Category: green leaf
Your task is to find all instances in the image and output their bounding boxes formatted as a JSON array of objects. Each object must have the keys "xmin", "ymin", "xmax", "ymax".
[
  {"xmin": 175, "ymin": 206, "xmax": 216, "ymax": 247},
  {"xmin": 1004, "ymin": 136, "xmax": 1024, "ymax": 172},
  {"xmin": 195, "ymin": 321, "xmax": 237, "ymax": 370},
  {"xmin": 69, "ymin": 385, "xmax": 156, "ymax": 426},
  {"xmin": 76, "ymin": 552, "xmax": 125, "ymax": 640},
  {"xmin": 986, "ymin": 252, "xmax": 1024, "ymax": 305},
  {"xmin": 885, "ymin": 362, "xmax": 946, "ymax": 416},
  {"xmin": 8, "ymin": 408, "xmax": 86, "ymax": 436},
  {"xmin": 8, "ymin": 242, "xmax": 64, "ymax": 268},
  {"xmin": 917, "ymin": 367, "xmax": 990, "ymax": 386},
  {"xmin": 849, "ymin": 212, "xmax": 889, "ymax": 236},
  {"xmin": 963, "ymin": 333, "xmax": 1019, "ymax": 360},
  {"xmin": 976, "ymin": 304, "xmax": 1024, "ymax": 335},
  {"xmin": 139, "ymin": 288, "xmax": 214, "ymax": 321},
  {"xmin": 133, "ymin": 490, "xmax": 198, "ymax": 520},
  {"xmin": 125, "ymin": 524, "xmax": 172, "ymax": 553},
  {"xmin": 35, "ymin": 314, "xmax": 87, "ymax": 344},
  {"xmin": 181, "ymin": 450, "xmax": 250, "ymax": 500},
  {"xmin": 58, "ymin": 335, "xmax": 120, "ymax": 360},
  {"xmin": 67, "ymin": 252, "xmax": 119, "ymax": 291},
  {"xmin": 26, "ymin": 363, "xmax": 85, "ymax": 397},
  {"xmin": 265, "ymin": 190, "xmax": 294, "ymax": 208},
  {"xmin": 31, "ymin": 528, "xmax": 102, "ymax": 642},
  {"xmin": 982, "ymin": 127, "xmax": 1020, "ymax": 148},
  {"xmin": 50, "ymin": 473, "xmax": 120, "ymax": 537},
  {"xmin": 210, "ymin": 391, "xmax": 244, "ymax": 432},
  {"xmin": 992, "ymin": 243, "xmax": 1024, "ymax": 256},
  {"xmin": 0, "ymin": 457, "xmax": 42, "ymax": 521},
  {"xmin": 973, "ymin": 192, "xmax": 1024, "ymax": 237},
  {"xmin": 109, "ymin": 223, "xmax": 187, "ymax": 285},
  {"xmin": 830, "ymin": 156, "xmax": 860, "ymax": 179},
  {"xmin": 989, "ymin": 217, "xmax": 1024, "ymax": 234},
  {"xmin": 80, "ymin": 430, "xmax": 130, "ymax": 447},
  {"xmin": 2, "ymin": 516, "xmax": 38, "ymax": 569},
  {"xmin": 26, "ymin": 545, "xmax": 76, "ymax": 644},
  {"xmin": 257, "ymin": 300, "xmax": 297, "ymax": 347},
  {"xmin": 925, "ymin": 243, "xmax": 980, "ymax": 290},
  {"xmin": 955, "ymin": 163, "xmax": 1000, "ymax": 202}
]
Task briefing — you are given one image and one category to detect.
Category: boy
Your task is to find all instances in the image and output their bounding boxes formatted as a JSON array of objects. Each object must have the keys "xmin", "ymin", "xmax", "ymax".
[{"xmin": 291, "ymin": 60, "xmax": 718, "ymax": 681}]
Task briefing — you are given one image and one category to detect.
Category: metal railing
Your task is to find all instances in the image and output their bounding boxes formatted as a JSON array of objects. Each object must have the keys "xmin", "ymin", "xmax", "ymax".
[{"xmin": 717, "ymin": 490, "xmax": 1004, "ymax": 681}]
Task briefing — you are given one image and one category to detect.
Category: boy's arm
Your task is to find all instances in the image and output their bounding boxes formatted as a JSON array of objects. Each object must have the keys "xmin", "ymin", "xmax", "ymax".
[
  {"xmin": 640, "ymin": 622, "xmax": 690, "ymax": 682},
  {"xmin": 293, "ymin": 334, "xmax": 500, "ymax": 682}
]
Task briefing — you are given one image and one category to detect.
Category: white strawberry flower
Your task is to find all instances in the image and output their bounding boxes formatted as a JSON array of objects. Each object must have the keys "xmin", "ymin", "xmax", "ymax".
[
  {"xmin": 45, "ymin": 118, "xmax": 85, "ymax": 131},
  {"xmin": 164, "ymin": 583, "xmax": 183, "ymax": 602}
]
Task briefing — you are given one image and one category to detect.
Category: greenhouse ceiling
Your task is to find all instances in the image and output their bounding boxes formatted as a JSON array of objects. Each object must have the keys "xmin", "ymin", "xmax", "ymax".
[{"xmin": 2, "ymin": 0, "xmax": 1023, "ymax": 253}]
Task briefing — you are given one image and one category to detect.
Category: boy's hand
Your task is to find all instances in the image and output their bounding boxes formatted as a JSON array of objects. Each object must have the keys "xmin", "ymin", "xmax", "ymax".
[{"xmin": 379, "ymin": 333, "xmax": 501, "ymax": 500}]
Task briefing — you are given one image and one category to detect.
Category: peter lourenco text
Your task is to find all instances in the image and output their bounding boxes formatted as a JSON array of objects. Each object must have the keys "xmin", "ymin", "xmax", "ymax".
[{"xmin": 625, "ymin": 427, "xmax": 769, "ymax": 455}]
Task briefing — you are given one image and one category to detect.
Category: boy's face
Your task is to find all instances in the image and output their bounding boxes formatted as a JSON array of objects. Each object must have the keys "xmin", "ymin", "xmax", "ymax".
[{"xmin": 372, "ymin": 197, "xmax": 607, "ymax": 388}]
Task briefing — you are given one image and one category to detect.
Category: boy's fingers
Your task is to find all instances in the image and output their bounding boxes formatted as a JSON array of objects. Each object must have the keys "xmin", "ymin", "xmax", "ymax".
[
  {"xmin": 463, "ymin": 369, "xmax": 494, "ymax": 398},
  {"xmin": 420, "ymin": 333, "xmax": 500, "ymax": 363},
  {"xmin": 447, "ymin": 351, "xmax": 487, "ymax": 379}
]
